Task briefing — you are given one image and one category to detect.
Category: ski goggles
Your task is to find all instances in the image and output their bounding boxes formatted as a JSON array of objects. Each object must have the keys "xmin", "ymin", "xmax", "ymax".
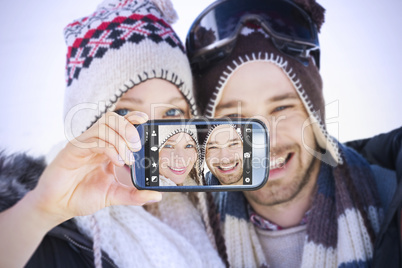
[{"xmin": 186, "ymin": 0, "xmax": 321, "ymax": 71}]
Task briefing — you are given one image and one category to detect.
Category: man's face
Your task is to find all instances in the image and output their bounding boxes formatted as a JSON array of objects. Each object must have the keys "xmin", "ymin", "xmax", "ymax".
[
  {"xmin": 205, "ymin": 125, "xmax": 243, "ymax": 185},
  {"xmin": 214, "ymin": 61, "xmax": 320, "ymax": 206}
]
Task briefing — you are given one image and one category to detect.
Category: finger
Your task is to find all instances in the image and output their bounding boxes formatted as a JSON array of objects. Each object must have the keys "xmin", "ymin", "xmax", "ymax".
[
  {"xmin": 106, "ymin": 184, "xmax": 162, "ymax": 206},
  {"xmin": 103, "ymin": 111, "xmax": 143, "ymax": 153},
  {"xmin": 104, "ymin": 125, "xmax": 134, "ymax": 166},
  {"xmin": 103, "ymin": 114, "xmax": 138, "ymax": 165},
  {"xmin": 68, "ymin": 112, "xmax": 138, "ymax": 166},
  {"xmin": 67, "ymin": 122, "xmax": 127, "ymax": 167},
  {"xmin": 88, "ymin": 138, "xmax": 126, "ymax": 167},
  {"xmin": 124, "ymin": 111, "xmax": 148, "ymax": 125},
  {"xmin": 89, "ymin": 113, "xmax": 130, "ymax": 166},
  {"xmin": 62, "ymin": 136, "xmax": 124, "ymax": 169},
  {"xmin": 123, "ymin": 112, "xmax": 148, "ymax": 151}
]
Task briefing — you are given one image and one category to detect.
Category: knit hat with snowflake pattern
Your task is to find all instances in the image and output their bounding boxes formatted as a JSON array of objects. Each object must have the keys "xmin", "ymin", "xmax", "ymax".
[{"xmin": 63, "ymin": 0, "xmax": 196, "ymax": 139}]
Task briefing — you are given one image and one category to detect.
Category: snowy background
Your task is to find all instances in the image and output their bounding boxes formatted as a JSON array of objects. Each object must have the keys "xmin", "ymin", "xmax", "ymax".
[{"xmin": 0, "ymin": 0, "xmax": 401, "ymax": 157}]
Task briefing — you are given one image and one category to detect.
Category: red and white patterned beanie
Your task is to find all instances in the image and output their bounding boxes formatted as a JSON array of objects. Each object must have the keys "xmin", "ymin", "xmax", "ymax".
[{"xmin": 63, "ymin": 0, "xmax": 196, "ymax": 139}]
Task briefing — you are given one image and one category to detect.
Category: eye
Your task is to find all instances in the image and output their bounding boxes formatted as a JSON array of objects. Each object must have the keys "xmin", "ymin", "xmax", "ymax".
[
  {"xmin": 164, "ymin": 108, "xmax": 184, "ymax": 118},
  {"xmin": 114, "ymin": 108, "xmax": 130, "ymax": 116},
  {"xmin": 223, "ymin": 114, "xmax": 244, "ymax": 118},
  {"xmin": 186, "ymin": 144, "xmax": 195, "ymax": 149},
  {"xmin": 273, "ymin": 106, "xmax": 290, "ymax": 113},
  {"xmin": 229, "ymin": 142, "xmax": 241, "ymax": 147},
  {"xmin": 163, "ymin": 144, "xmax": 173, "ymax": 149},
  {"xmin": 207, "ymin": 146, "xmax": 218, "ymax": 150}
]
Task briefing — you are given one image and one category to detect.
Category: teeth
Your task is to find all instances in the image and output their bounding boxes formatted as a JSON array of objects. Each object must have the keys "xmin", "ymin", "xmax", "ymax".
[
  {"xmin": 219, "ymin": 163, "xmax": 236, "ymax": 170},
  {"xmin": 170, "ymin": 167, "xmax": 185, "ymax": 171},
  {"xmin": 277, "ymin": 157, "xmax": 285, "ymax": 167},
  {"xmin": 270, "ymin": 156, "xmax": 286, "ymax": 169}
]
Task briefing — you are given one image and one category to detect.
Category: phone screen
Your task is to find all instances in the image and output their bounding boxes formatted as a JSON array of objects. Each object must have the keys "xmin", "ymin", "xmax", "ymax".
[{"xmin": 132, "ymin": 118, "xmax": 269, "ymax": 191}]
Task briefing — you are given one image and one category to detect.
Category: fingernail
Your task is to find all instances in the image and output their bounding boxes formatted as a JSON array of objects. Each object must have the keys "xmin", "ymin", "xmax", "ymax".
[
  {"xmin": 146, "ymin": 199, "xmax": 161, "ymax": 204},
  {"xmin": 117, "ymin": 155, "xmax": 124, "ymax": 164},
  {"xmin": 133, "ymin": 111, "xmax": 148, "ymax": 119},
  {"xmin": 146, "ymin": 200, "xmax": 160, "ymax": 204},
  {"xmin": 128, "ymin": 111, "xmax": 148, "ymax": 121},
  {"xmin": 130, "ymin": 141, "xmax": 141, "ymax": 151},
  {"xmin": 125, "ymin": 149, "xmax": 134, "ymax": 165},
  {"xmin": 128, "ymin": 134, "xmax": 140, "ymax": 144},
  {"xmin": 146, "ymin": 193, "xmax": 162, "ymax": 203},
  {"xmin": 129, "ymin": 152, "xmax": 135, "ymax": 165}
]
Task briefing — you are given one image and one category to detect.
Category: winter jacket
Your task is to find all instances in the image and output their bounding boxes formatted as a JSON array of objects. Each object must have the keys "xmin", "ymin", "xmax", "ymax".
[
  {"xmin": 346, "ymin": 126, "xmax": 402, "ymax": 268},
  {"xmin": 0, "ymin": 153, "xmax": 116, "ymax": 268},
  {"xmin": 27, "ymin": 220, "xmax": 116, "ymax": 268}
]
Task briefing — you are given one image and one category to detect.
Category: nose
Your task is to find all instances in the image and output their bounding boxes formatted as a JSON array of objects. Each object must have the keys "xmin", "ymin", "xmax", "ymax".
[
  {"xmin": 219, "ymin": 148, "xmax": 235, "ymax": 163},
  {"xmin": 252, "ymin": 114, "xmax": 286, "ymax": 149},
  {"xmin": 172, "ymin": 148, "xmax": 193, "ymax": 166},
  {"xmin": 172, "ymin": 147, "xmax": 185, "ymax": 159}
]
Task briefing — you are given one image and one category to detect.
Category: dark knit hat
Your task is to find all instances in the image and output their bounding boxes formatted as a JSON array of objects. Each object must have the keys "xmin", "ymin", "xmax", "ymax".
[
  {"xmin": 63, "ymin": 0, "xmax": 196, "ymax": 138},
  {"xmin": 193, "ymin": 27, "xmax": 341, "ymax": 165}
]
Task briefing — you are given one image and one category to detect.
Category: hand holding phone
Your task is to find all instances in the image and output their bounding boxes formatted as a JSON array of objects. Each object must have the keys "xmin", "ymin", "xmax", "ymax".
[
  {"xmin": 46, "ymin": 112, "xmax": 162, "ymax": 213},
  {"xmin": 132, "ymin": 118, "xmax": 270, "ymax": 191}
]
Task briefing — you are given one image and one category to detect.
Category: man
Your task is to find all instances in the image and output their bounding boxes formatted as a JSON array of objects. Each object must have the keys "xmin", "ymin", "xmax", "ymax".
[
  {"xmin": 186, "ymin": 0, "xmax": 398, "ymax": 267},
  {"xmin": 204, "ymin": 124, "xmax": 244, "ymax": 185}
]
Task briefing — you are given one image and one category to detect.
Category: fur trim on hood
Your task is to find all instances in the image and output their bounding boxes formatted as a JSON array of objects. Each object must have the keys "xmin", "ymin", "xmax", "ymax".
[{"xmin": 0, "ymin": 151, "xmax": 46, "ymax": 212}]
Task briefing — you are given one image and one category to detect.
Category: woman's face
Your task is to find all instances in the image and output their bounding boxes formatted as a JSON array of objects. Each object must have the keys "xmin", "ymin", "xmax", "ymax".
[
  {"xmin": 159, "ymin": 133, "xmax": 197, "ymax": 185},
  {"xmin": 114, "ymin": 79, "xmax": 190, "ymax": 185}
]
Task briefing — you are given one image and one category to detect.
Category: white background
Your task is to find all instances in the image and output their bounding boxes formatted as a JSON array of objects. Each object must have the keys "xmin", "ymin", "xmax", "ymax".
[{"xmin": 0, "ymin": 0, "xmax": 401, "ymax": 157}]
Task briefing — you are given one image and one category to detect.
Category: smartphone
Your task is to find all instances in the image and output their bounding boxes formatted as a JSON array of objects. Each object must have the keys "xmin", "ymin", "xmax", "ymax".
[{"xmin": 131, "ymin": 118, "xmax": 269, "ymax": 191}]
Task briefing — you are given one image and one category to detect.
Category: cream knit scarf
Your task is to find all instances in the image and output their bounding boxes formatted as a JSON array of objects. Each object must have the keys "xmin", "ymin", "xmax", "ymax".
[
  {"xmin": 74, "ymin": 192, "xmax": 224, "ymax": 268},
  {"xmin": 217, "ymin": 143, "xmax": 383, "ymax": 268}
]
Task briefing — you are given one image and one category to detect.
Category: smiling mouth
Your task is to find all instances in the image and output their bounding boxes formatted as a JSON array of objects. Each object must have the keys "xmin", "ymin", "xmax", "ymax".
[
  {"xmin": 217, "ymin": 162, "xmax": 239, "ymax": 173},
  {"xmin": 270, "ymin": 154, "xmax": 292, "ymax": 170},
  {"xmin": 168, "ymin": 166, "xmax": 187, "ymax": 175}
]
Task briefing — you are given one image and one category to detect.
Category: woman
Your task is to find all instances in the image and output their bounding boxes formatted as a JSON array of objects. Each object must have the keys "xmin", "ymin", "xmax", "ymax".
[
  {"xmin": 158, "ymin": 126, "xmax": 201, "ymax": 186},
  {"xmin": 0, "ymin": 0, "xmax": 226, "ymax": 267}
]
